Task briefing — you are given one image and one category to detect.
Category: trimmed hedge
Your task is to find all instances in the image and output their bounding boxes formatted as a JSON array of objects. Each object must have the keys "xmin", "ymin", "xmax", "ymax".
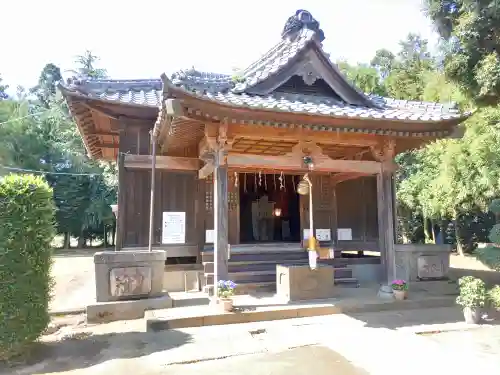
[{"xmin": 0, "ymin": 174, "xmax": 56, "ymax": 360}]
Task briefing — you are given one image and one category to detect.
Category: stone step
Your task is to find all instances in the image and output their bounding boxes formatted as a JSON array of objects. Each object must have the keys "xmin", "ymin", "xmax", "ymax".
[
  {"xmin": 201, "ymin": 250, "xmax": 309, "ymax": 264},
  {"xmin": 204, "ymin": 267, "xmax": 353, "ymax": 285},
  {"xmin": 335, "ymin": 277, "xmax": 360, "ymax": 287},
  {"xmin": 203, "ymin": 281, "xmax": 275, "ymax": 296},
  {"xmin": 203, "ymin": 259, "xmax": 349, "ymax": 274}
]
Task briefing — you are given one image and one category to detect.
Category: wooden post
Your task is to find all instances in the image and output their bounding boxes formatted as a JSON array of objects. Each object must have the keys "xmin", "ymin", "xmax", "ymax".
[
  {"xmin": 377, "ymin": 164, "xmax": 396, "ymax": 285},
  {"xmin": 147, "ymin": 132, "xmax": 157, "ymax": 252},
  {"xmin": 213, "ymin": 148, "xmax": 229, "ymax": 295},
  {"xmin": 116, "ymin": 152, "xmax": 126, "ymax": 251}
]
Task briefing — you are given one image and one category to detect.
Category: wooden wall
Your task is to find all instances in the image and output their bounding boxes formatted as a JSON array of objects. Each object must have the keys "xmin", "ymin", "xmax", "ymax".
[
  {"xmin": 120, "ymin": 168, "xmax": 203, "ymax": 257},
  {"xmin": 336, "ymin": 176, "xmax": 379, "ymax": 251}
]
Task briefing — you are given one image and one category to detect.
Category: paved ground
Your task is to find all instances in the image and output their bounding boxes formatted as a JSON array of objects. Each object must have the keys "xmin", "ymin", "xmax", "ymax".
[
  {"xmin": 3, "ymin": 306, "xmax": 500, "ymax": 375},
  {"xmin": 50, "ymin": 252, "xmax": 95, "ymax": 312},
  {"xmin": 425, "ymin": 325, "xmax": 500, "ymax": 366}
]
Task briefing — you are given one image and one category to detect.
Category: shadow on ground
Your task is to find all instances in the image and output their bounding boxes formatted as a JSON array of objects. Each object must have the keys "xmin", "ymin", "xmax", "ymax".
[
  {"xmin": 449, "ymin": 267, "xmax": 500, "ymax": 287},
  {"xmin": 347, "ymin": 305, "xmax": 500, "ymax": 330},
  {"xmin": 0, "ymin": 329, "xmax": 192, "ymax": 375}
]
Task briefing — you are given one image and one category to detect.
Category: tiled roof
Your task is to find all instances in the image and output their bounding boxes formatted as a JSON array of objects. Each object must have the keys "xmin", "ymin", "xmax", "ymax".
[
  {"xmin": 63, "ymin": 76, "xmax": 464, "ymax": 122},
  {"xmin": 60, "ymin": 10, "xmax": 466, "ymax": 123},
  {"xmin": 232, "ymin": 28, "xmax": 315, "ymax": 93}
]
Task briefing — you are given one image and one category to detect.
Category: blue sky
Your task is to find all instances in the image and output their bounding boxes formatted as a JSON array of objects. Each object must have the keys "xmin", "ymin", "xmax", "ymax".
[{"xmin": 1, "ymin": 0, "xmax": 437, "ymax": 91}]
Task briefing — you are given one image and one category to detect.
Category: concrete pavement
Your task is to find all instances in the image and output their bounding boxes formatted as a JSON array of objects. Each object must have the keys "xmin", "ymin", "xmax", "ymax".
[{"xmin": 4, "ymin": 307, "xmax": 499, "ymax": 375}]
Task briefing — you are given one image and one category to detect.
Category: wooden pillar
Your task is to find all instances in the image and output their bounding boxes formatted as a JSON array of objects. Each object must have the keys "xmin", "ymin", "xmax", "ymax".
[
  {"xmin": 372, "ymin": 139, "xmax": 396, "ymax": 285},
  {"xmin": 377, "ymin": 165, "xmax": 396, "ymax": 285},
  {"xmin": 115, "ymin": 152, "xmax": 126, "ymax": 251}
]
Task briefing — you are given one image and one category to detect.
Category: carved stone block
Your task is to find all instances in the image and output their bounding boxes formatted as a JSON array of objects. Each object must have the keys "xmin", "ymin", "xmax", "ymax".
[
  {"xmin": 417, "ymin": 255, "xmax": 445, "ymax": 280},
  {"xmin": 110, "ymin": 267, "xmax": 152, "ymax": 297},
  {"xmin": 276, "ymin": 264, "xmax": 335, "ymax": 302}
]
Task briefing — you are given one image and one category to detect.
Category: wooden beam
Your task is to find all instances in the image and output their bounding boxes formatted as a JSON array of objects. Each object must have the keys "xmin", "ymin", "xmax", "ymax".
[
  {"xmin": 226, "ymin": 124, "xmax": 381, "ymax": 147},
  {"xmin": 95, "ymin": 142, "xmax": 119, "ymax": 149},
  {"xmin": 213, "ymin": 149, "xmax": 229, "ymax": 288},
  {"xmin": 331, "ymin": 172, "xmax": 367, "ymax": 185},
  {"xmin": 199, "ymin": 162, "xmax": 215, "ymax": 179},
  {"xmin": 165, "ymin": 98, "xmax": 186, "ymax": 117},
  {"xmin": 124, "ymin": 155, "xmax": 200, "ymax": 171},
  {"xmin": 88, "ymin": 131, "xmax": 119, "ymax": 137},
  {"xmin": 227, "ymin": 153, "xmax": 387, "ymax": 174}
]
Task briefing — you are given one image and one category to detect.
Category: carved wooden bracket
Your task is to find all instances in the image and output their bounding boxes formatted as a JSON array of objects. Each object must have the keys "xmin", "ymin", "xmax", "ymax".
[
  {"xmin": 370, "ymin": 139, "xmax": 397, "ymax": 173},
  {"xmin": 198, "ymin": 122, "xmax": 233, "ymax": 178},
  {"xmin": 370, "ymin": 139, "xmax": 396, "ymax": 162}
]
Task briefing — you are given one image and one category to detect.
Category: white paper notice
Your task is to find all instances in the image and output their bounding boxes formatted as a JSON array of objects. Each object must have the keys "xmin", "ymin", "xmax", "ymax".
[
  {"xmin": 162, "ymin": 212, "xmax": 186, "ymax": 244},
  {"xmin": 303, "ymin": 229, "xmax": 311, "ymax": 240},
  {"xmin": 316, "ymin": 229, "xmax": 331, "ymax": 242},
  {"xmin": 205, "ymin": 230, "xmax": 214, "ymax": 244},
  {"xmin": 308, "ymin": 250, "xmax": 318, "ymax": 270},
  {"xmin": 337, "ymin": 228, "xmax": 352, "ymax": 241}
]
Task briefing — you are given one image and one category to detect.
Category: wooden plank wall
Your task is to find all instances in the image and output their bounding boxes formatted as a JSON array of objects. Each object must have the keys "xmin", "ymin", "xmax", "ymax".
[
  {"xmin": 336, "ymin": 176, "xmax": 379, "ymax": 250},
  {"xmin": 121, "ymin": 169, "xmax": 200, "ymax": 252}
]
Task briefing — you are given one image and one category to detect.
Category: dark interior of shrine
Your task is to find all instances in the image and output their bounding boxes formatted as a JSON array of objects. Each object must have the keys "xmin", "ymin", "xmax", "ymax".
[{"xmin": 239, "ymin": 173, "xmax": 301, "ymax": 243}]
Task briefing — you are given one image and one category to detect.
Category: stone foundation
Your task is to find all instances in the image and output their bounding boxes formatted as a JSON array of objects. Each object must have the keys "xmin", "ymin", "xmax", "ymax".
[
  {"xmin": 395, "ymin": 244, "xmax": 451, "ymax": 283},
  {"xmin": 94, "ymin": 250, "xmax": 167, "ymax": 302},
  {"xmin": 276, "ymin": 264, "xmax": 335, "ymax": 302}
]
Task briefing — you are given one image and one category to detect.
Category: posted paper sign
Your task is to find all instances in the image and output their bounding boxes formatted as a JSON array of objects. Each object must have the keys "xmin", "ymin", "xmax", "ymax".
[
  {"xmin": 337, "ymin": 228, "xmax": 352, "ymax": 241},
  {"xmin": 205, "ymin": 230, "xmax": 214, "ymax": 244},
  {"xmin": 303, "ymin": 229, "xmax": 311, "ymax": 240},
  {"xmin": 316, "ymin": 229, "xmax": 331, "ymax": 242},
  {"xmin": 162, "ymin": 212, "xmax": 186, "ymax": 244}
]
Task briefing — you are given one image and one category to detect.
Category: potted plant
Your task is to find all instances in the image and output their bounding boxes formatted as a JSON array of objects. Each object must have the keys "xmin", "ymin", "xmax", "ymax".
[
  {"xmin": 218, "ymin": 280, "xmax": 236, "ymax": 312},
  {"xmin": 487, "ymin": 285, "xmax": 500, "ymax": 320},
  {"xmin": 456, "ymin": 276, "xmax": 487, "ymax": 324},
  {"xmin": 391, "ymin": 279, "xmax": 408, "ymax": 300}
]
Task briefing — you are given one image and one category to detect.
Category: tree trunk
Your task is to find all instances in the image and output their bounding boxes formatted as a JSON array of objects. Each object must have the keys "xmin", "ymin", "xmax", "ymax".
[
  {"xmin": 63, "ymin": 232, "xmax": 71, "ymax": 249},
  {"xmin": 454, "ymin": 216, "xmax": 465, "ymax": 256},
  {"xmin": 423, "ymin": 217, "xmax": 431, "ymax": 243},
  {"xmin": 430, "ymin": 219, "xmax": 436, "ymax": 244},
  {"xmin": 103, "ymin": 226, "xmax": 108, "ymax": 248}
]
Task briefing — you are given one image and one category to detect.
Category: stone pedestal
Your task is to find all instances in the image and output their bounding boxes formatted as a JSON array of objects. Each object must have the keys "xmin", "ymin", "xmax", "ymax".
[
  {"xmin": 94, "ymin": 250, "xmax": 167, "ymax": 302},
  {"xmin": 276, "ymin": 264, "xmax": 335, "ymax": 302},
  {"xmin": 395, "ymin": 244, "xmax": 451, "ymax": 283}
]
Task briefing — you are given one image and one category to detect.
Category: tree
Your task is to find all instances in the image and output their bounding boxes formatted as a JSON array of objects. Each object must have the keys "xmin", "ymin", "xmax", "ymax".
[
  {"xmin": 370, "ymin": 48, "xmax": 396, "ymax": 79},
  {"xmin": 31, "ymin": 63, "xmax": 63, "ymax": 108},
  {"xmin": 424, "ymin": 0, "xmax": 500, "ymax": 104},
  {"xmin": 337, "ymin": 61, "xmax": 387, "ymax": 96},
  {"xmin": 0, "ymin": 74, "xmax": 8, "ymax": 100},
  {"xmin": 67, "ymin": 50, "xmax": 108, "ymax": 80}
]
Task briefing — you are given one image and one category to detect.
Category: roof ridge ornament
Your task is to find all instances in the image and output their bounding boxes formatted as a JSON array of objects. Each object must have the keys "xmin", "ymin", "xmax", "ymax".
[{"xmin": 281, "ymin": 10, "xmax": 325, "ymax": 43}]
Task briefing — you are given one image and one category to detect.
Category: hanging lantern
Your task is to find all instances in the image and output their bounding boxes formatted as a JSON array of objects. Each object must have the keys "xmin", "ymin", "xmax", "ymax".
[
  {"xmin": 303, "ymin": 155, "xmax": 314, "ymax": 170},
  {"xmin": 297, "ymin": 179, "xmax": 310, "ymax": 195},
  {"xmin": 273, "ymin": 207, "xmax": 282, "ymax": 217}
]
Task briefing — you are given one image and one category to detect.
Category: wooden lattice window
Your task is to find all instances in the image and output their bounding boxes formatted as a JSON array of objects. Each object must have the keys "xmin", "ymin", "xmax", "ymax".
[{"xmin": 205, "ymin": 177, "xmax": 213, "ymax": 211}]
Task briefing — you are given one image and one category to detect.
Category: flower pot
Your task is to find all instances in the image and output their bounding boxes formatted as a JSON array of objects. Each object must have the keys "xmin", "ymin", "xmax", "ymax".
[
  {"xmin": 463, "ymin": 307, "xmax": 481, "ymax": 324},
  {"xmin": 393, "ymin": 290, "xmax": 408, "ymax": 301},
  {"xmin": 220, "ymin": 298, "xmax": 233, "ymax": 312}
]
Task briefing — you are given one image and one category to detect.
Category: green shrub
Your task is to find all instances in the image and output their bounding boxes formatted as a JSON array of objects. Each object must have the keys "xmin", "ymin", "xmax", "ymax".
[
  {"xmin": 0, "ymin": 174, "xmax": 56, "ymax": 360},
  {"xmin": 489, "ymin": 199, "xmax": 500, "ymax": 217},
  {"xmin": 456, "ymin": 276, "xmax": 487, "ymax": 308},
  {"xmin": 488, "ymin": 285, "xmax": 500, "ymax": 309},
  {"xmin": 475, "ymin": 245, "xmax": 500, "ymax": 271},
  {"xmin": 489, "ymin": 223, "xmax": 500, "ymax": 244}
]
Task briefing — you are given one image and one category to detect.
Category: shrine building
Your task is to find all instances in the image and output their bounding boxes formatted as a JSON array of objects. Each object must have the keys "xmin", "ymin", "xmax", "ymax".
[{"xmin": 60, "ymin": 10, "xmax": 468, "ymax": 293}]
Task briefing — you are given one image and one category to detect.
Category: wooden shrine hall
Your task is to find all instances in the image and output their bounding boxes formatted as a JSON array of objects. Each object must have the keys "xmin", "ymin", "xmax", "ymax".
[{"xmin": 60, "ymin": 10, "xmax": 468, "ymax": 292}]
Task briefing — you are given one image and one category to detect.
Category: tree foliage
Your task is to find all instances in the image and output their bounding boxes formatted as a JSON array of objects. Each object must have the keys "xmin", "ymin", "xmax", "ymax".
[
  {"xmin": 424, "ymin": 0, "xmax": 500, "ymax": 104},
  {"xmin": 0, "ymin": 51, "xmax": 116, "ymax": 249}
]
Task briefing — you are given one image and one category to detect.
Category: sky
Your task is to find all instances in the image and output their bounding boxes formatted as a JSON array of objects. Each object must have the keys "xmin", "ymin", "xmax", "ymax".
[{"xmin": 1, "ymin": 0, "xmax": 437, "ymax": 92}]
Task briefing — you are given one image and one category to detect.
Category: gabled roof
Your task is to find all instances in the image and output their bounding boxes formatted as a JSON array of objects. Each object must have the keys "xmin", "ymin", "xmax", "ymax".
[{"xmin": 59, "ymin": 9, "xmax": 470, "ymax": 160}]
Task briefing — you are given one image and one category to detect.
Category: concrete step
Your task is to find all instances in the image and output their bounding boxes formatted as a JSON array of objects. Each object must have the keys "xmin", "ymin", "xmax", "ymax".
[
  {"xmin": 335, "ymin": 277, "xmax": 360, "ymax": 287},
  {"xmin": 204, "ymin": 267, "xmax": 353, "ymax": 284},
  {"xmin": 203, "ymin": 281, "xmax": 275, "ymax": 296},
  {"xmin": 201, "ymin": 250, "xmax": 309, "ymax": 264}
]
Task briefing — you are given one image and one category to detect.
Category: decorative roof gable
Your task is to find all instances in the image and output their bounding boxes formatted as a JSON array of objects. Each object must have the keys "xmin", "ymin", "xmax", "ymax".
[{"xmin": 231, "ymin": 10, "xmax": 375, "ymax": 107}]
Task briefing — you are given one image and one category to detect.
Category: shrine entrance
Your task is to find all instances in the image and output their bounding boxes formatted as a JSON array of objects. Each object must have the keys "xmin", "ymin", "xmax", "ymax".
[{"xmin": 239, "ymin": 173, "xmax": 301, "ymax": 243}]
